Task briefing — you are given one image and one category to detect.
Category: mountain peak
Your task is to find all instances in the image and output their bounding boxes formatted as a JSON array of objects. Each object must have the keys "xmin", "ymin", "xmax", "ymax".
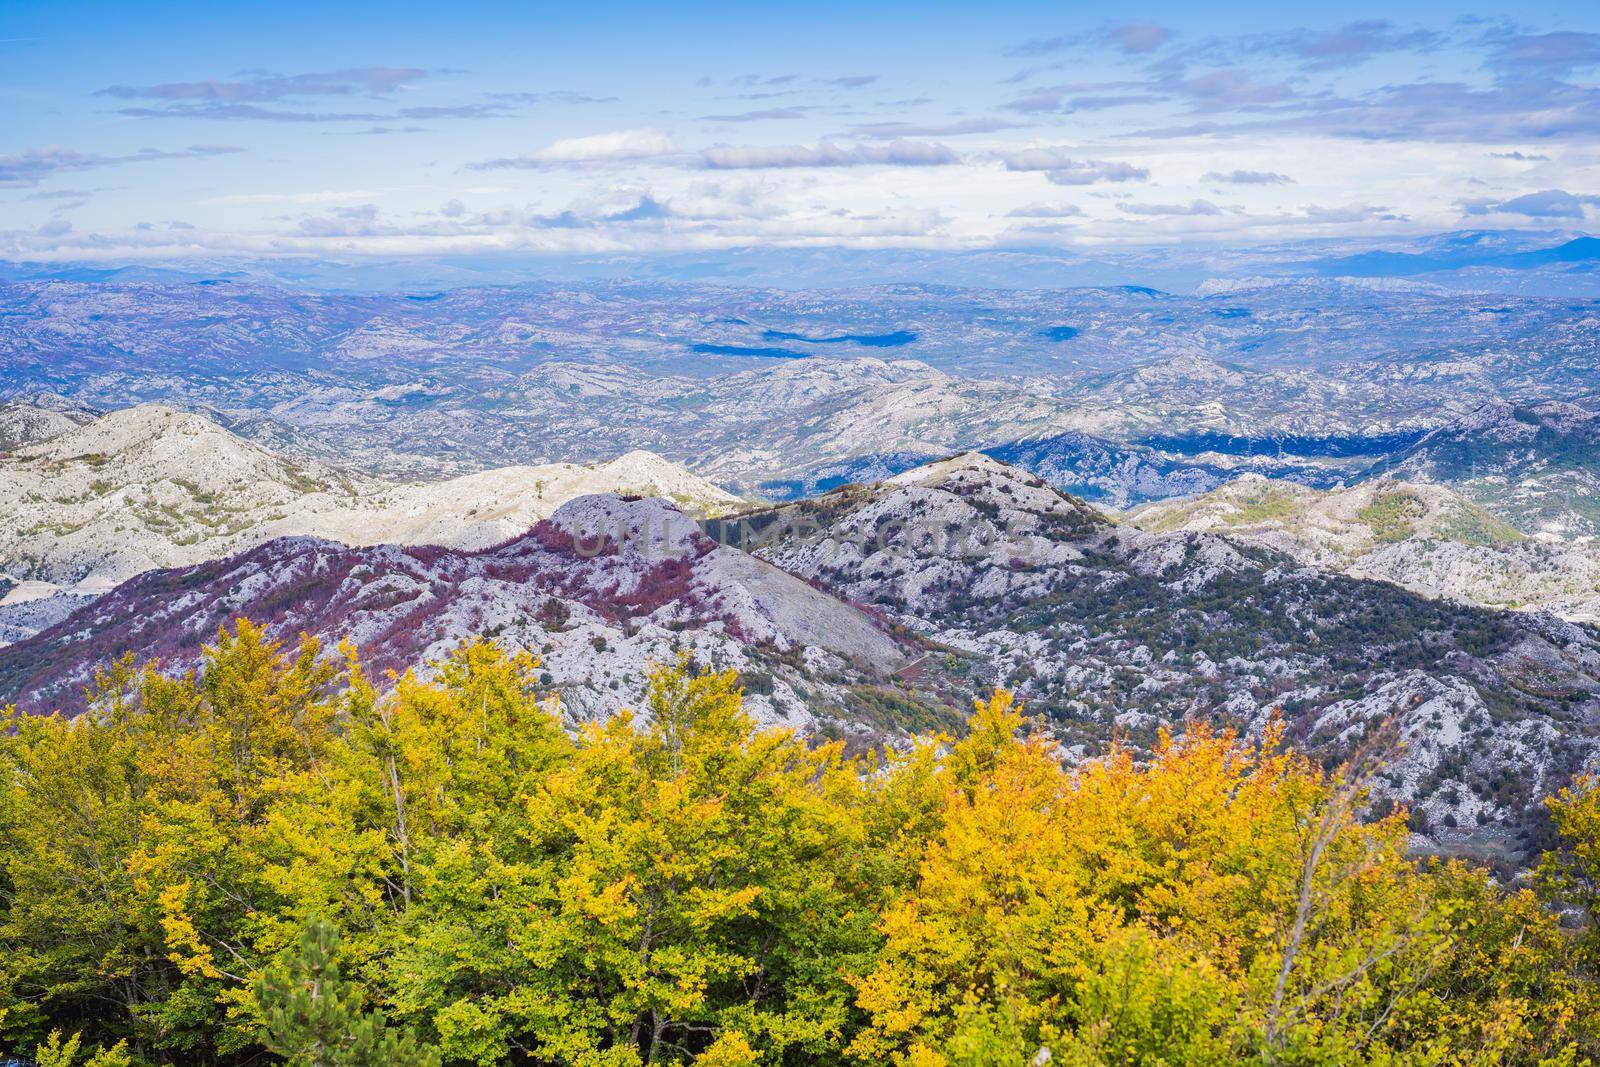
[
  {"xmin": 885, "ymin": 450, "xmax": 1014, "ymax": 486},
  {"xmin": 588, "ymin": 450, "xmax": 743, "ymax": 512},
  {"xmin": 547, "ymin": 493, "xmax": 709, "ymax": 559},
  {"xmin": 0, "ymin": 404, "xmax": 746, "ymax": 593},
  {"xmin": 0, "ymin": 488, "xmax": 905, "ymax": 721},
  {"xmin": 1446, "ymin": 399, "xmax": 1524, "ymax": 437}
]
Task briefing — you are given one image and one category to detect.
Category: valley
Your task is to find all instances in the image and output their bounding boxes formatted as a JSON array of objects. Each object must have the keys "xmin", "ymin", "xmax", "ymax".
[{"xmin": 3, "ymin": 273, "xmax": 1596, "ymax": 492}]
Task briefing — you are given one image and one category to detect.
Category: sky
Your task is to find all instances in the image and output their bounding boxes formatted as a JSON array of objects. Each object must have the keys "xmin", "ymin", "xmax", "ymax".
[{"xmin": 2, "ymin": 0, "xmax": 1599, "ymax": 264}]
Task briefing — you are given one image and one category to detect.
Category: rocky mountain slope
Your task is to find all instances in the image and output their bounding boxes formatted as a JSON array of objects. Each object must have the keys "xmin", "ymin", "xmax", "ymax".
[
  {"xmin": 1126, "ymin": 475, "xmax": 1600, "ymax": 622},
  {"xmin": 0, "ymin": 404, "xmax": 741, "ymax": 593},
  {"xmin": 707, "ymin": 454, "xmax": 1600, "ymax": 860},
  {"xmin": 2, "ymin": 403, "xmax": 369, "ymax": 591},
  {"xmin": 0, "ymin": 494, "xmax": 904, "ymax": 727}
]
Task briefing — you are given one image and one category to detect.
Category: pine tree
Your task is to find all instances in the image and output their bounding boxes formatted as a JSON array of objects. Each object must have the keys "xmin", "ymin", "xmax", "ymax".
[{"xmin": 253, "ymin": 918, "xmax": 438, "ymax": 1067}]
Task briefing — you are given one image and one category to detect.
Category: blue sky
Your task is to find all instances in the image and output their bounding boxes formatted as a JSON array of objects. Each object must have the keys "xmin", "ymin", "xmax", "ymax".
[{"xmin": 2, "ymin": 0, "xmax": 1598, "ymax": 262}]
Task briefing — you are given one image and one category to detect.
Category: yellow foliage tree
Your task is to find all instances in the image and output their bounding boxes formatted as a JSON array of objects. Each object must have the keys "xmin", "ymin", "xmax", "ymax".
[
  {"xmin": 2, "ymin": 630, "xmax": 1598, "ymax": 1065},
  {"xmin": 850, "ymin": 696, "xmax": 1594, "ymax": 1066}
]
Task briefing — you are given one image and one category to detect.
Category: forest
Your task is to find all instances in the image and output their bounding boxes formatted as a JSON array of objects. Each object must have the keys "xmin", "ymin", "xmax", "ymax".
[{"xmin": 1, "ymin": 621, "xmax": 1598, "ymax": 1066}]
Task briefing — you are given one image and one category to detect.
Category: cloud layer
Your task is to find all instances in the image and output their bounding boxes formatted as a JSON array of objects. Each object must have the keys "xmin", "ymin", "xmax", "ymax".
[{"xmin": 7, "ymin": 11, "xmax": 1600, "ymax": 259}]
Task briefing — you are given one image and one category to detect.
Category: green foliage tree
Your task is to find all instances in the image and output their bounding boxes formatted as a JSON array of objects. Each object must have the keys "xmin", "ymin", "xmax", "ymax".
[
  {"xmin": 380, "ymin": 658, "xmax": 887, "ymax": 1064},
  {"xmin": 32, "ymin": 1029, "xmax": 132, "ymax": 1067},
  {"xmin": 0, "ymin": 663, "xmax": 164, "ymax": 1050},
  {"xmin": 254, "ymin": 917, "xmax": 438, "ymax": 1067}
]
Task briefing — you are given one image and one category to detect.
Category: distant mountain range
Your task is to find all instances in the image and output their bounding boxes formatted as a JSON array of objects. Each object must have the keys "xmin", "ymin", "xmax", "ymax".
[
  {"xmin": 985, "ymin": 430, "xmax": 1345, "ymax": 508},
  {"xmin": 3, "ymin": 273, "xmax": 1595, "ymax": 503},
  {"xmin": 3, "ymin": 230, "xmax": 1596, "ymax": 293},
  {"xmin": 1298, "ymin": 235, "xmax": 1600, "ymax": 281}
]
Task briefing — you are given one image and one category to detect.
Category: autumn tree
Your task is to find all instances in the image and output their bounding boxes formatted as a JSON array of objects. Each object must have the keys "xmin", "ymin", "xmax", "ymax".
[
  {"xmin": 849, "ymin": 698, "xmax": 1596, "ymax": 1066},
  {"xmin": 2, "ymin": 626, "xmax": 1599, "ymax": 1065},
  {"xmin": 378, "ymin": 658, "xmax": 884, "ymax": 1064}
]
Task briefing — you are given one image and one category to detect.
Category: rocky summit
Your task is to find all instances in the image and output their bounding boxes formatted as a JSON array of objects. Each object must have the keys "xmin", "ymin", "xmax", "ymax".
[
  {"xmin": 0, "ymin": 490, "xmax": 903, "ymax": 728},
  {"xmin": 0, "ymin": 403, "xmax": 741, "ymax": 641}
]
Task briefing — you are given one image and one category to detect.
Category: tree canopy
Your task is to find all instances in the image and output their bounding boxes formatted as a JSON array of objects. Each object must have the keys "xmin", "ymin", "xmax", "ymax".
[{"xmin": 1, "ymin": 620, "xmax": 1597, "ymax": 1065}]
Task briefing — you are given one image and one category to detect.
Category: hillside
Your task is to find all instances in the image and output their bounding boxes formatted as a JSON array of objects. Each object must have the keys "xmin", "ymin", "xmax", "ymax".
[
  {"xmin": 1128, "ymin": 474, "xmax": 1522, "ymax": 550},
  {"xmin": 0, "ymin": 494, "xmax": 903, "ymax": 725},
  {"xmin": 708, "ymin": 454, "xmax": 1600, "ymax": 858},
  {"xmin": 1371, "ymin": 399, "xmax": 1600, "ymax": 535},
  {"xmin": 1, "ymin": 403, "xmax": 371, "ymax": 590},
  {"xmin": 1125, "ymin": 475, "xmax": 1600, "ymax": 621},
  {"xmin": 0, "ymin": 393, "xmax": 100, "ymax": 450}
]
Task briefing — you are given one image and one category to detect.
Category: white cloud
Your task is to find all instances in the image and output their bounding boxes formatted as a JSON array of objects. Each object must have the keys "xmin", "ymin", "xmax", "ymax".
[
  {"xmin": 471, "ymin": 129, "xmax": 679, "ymax": 169},
  {"xmin": 1007, "ymin": 202, "xmax": 1085, "ymax": 218},
  {"xmin": 1118, "ymin": 199, "xmax": 1224, "ymax": 216},
  {"xmin": 8, "ymin": 125, "xmax": 1563, "ymax": 258},
  {"xmin": 1045, "ymin": 162, "xmax": 1148, "ymax": 186},
  {"xmin": 1105, "ymin": 21, "xmax": 1172, "ymax": 54},
  {"xmin": 998, "ymin": 147, "xmax": 1083, "ymax": 171},
  {"xmin": 701, "ymin": 140, "xmax": 959, "ymax": 169},
  {"xmin": 996, "ymin": 148, "xmax": 1149, "ymax": 185},
  {"xmin": 205, "ymin": 188, "xmax": 389, "ymax": 205},
  {"xmin": 1202, "ymin": 169, "xmax": 1294, "ymax": 185},
  {"xmin": 850, "ymin": 118, "xmax": 1019, "ymax": 138},
  {"xmin": 1300, "ymin": 203, "xmax": 1400, "ymax": 223},
  {"xmin": 0, "ymin": 143, "xmax": 242, "ymax": 188}
]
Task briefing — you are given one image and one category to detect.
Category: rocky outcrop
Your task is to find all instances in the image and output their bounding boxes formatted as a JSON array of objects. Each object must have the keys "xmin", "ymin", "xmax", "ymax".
[{"xmin": 709, "ymin": 454, "xmax": 1600, "ymax": 858}]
